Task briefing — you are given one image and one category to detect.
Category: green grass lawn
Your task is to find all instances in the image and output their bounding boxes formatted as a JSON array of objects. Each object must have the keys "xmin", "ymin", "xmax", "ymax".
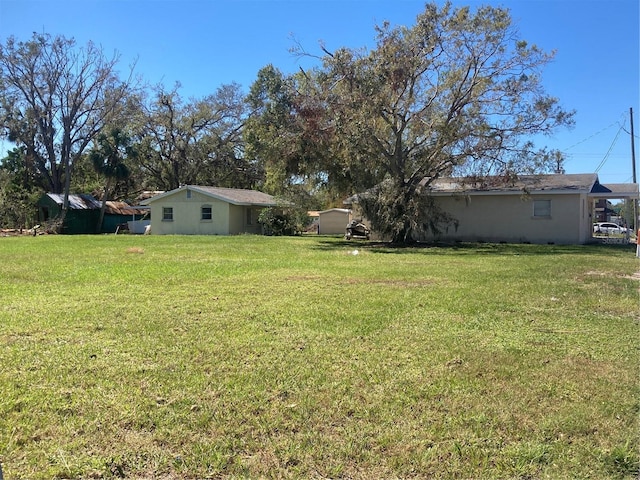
[{"xmin": 0, "ymin": 235, "xmax": 638, "ymax": 479}]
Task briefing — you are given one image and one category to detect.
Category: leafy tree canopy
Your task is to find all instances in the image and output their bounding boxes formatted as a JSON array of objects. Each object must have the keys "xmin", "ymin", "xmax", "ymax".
[
  {"xmin": 0, "ymin": 33, "xmax": 136, "ymax": 221},
  {"xmin": 89, "ymin": 127, "xmax": 134, "ymax": 232},
  {"xmin": 294, "ymin": 2, "xmax": 574, "ymax": 242},
  {"xmin": 134, "ymin": 83, "xmax": 259, "ymax": 191}
]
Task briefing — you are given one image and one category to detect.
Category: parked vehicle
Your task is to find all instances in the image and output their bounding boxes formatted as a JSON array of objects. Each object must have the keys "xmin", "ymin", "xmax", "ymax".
[
  {"xmin": 345, "ymin": 220, "xmax": 370, "ymax": 240},
  {"xmin": 593, "ymin": 222, "xmax": 627, "ymax": 234}
]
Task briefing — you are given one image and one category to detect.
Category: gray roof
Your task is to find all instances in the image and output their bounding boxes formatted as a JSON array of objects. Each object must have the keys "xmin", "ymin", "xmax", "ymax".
[
  {"xmin": 427, "ymin": 173, "xmax": 602, "ymax": 194},
  {"xmin": 598, "ymin": 183, "xmax": 640, "ymax": 197},
  {"xmin": 427, "ymin": 174, "xmax": 639, "ymax": 199},
  {"xmin": 344, "ymin": 173, "xmax": 638, "ymax": 205},
  {"xmin": 319, "ymin": 208, "xmax": 350, "ymax": 214},
  {"xmin": 142, "ymin": 185, "xmax": 279, "ymax": 206},
  {"xmin": 46, "ymin": 193, "xmax": 101, "ymax": 209},
  {"xmin": 44, "ymin": 194, "xmax": 142, "ymax": 214}
]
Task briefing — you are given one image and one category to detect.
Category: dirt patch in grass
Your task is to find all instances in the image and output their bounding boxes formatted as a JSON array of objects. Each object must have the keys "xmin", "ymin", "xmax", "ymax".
[
  {"xmin": 285, "ymin": 275, "xmax": 323, "ymax": 282},
  {"xmin": 286, "ymin": 275, "xmax": 434, "ymax": 287},
  {"xmin": 622, "ymin": 271, "xmax": 640, "ymax": 281},
  {"xmin": 583, "ymin": 270, "xmax": 613, "ymax": 277},
  {"xmin": 340, "ymin": 277, "xmax": 434, "ymax": 287},
  {"xmin": 582, "ymin": 269, "xmax": 640, "ymax": 280}
]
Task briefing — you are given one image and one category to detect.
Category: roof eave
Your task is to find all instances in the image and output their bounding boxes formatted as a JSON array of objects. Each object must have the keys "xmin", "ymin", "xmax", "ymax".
[
  {"xmin": 141, "ymin": 186, "xmax": 188, "ymax": 205},
  {"xmin": 141, "ymin": 185, "xmax": 279, "ymax": 207},
  {"xmin": 429, "ymin": 188, "xmax": 592, "ymax": 196}
]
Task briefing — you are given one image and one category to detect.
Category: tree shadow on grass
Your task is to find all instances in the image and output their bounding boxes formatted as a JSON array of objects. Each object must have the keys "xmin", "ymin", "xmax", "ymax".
[{"xmin": 311, "ymin": 238, "xmax": 637, "ymax": 257}]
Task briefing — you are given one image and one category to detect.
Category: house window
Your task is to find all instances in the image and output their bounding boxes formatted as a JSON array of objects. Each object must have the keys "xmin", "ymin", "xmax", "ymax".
[
  {"xmin": 186, "ymin": 190, "xmax": 192, "ymax": 199},
  {"xmin": 533, "ymin": 200, "xmax": 551, "ymax": 218},
  {"xmin": 162, "ymin": 207, "xmax": 174, "ymax": 221},
  {"xmin": 246, "ymin": 208, "xmax": 253, "ymax": 225},
  {"xmin": 201, "ymin": 205, "xmax": 212, "ymax": 221}
]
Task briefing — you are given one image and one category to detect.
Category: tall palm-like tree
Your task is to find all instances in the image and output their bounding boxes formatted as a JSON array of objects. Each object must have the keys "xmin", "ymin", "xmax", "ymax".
[{"xmin": 89, "ymin": 128, "xmax": 132, "ymax": 233}]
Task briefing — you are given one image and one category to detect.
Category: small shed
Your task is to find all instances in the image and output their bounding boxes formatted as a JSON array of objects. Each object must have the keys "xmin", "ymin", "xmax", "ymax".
[
  {"xmin": 102, "ymin": 201, "xmax": 148, "ymax": 233},
  {"xmin": 37, "ymin": 193, "xmax": 101, "ymax": 234},
  {"xmin": 37, "ymin": 193, "xmax": 145, "ymax": 234},
  {"xmin": 318, "ymin": 208, "xmax": 351, "ymax": 235}
]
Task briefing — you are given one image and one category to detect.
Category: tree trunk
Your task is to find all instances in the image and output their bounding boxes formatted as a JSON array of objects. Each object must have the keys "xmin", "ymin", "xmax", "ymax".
[{"xmin": 96, "ymin": 178, "xmax": 113, "ymax": 233}]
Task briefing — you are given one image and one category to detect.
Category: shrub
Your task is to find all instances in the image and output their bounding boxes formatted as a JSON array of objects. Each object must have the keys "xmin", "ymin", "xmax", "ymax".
[{"xmin": 258, "ymin": 207, "xmax": 310, "ymax": 236}]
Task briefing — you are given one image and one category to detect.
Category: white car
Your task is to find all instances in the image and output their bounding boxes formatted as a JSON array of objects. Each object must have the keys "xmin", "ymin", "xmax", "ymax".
[{"xmin": 593, "ymin": 222, "xmax": 627, "ymax": 234}]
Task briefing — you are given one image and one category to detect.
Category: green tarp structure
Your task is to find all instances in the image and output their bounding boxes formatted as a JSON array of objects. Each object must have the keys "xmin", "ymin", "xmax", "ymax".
[{"xmin": 36, "ymin": 193, "xmax": 146, "ymax": 234}]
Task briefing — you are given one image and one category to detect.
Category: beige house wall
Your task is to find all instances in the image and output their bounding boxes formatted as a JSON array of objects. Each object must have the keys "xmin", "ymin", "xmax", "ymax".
[
  {"xmin": 228, "ymin": 204, "xmax": 263, "ymax": 235},
  {"xmin": 149, "ymin": 189, "xmax": 231, "ymax": 235},
  {"xmin": 350, "ymin": 192, "xmax": 592, "ymax": 244},
  {"xmin": 422, "ymin": 192, "xmax": 590, "ymax": 244},
  {"xmin": 149, "ymin": 191, "xmax": 268, "ymax": 235}
]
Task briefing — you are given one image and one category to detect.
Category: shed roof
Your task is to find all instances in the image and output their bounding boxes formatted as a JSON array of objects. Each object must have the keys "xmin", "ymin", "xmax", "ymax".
[
  {"xmin": 43, "ymin": 194, "xmax": 141, "ymax": 214},
  {"xmin": 104, "ymin": 201, "xmax": 146, "ymax": 216},
  {"xmin": 319, "ymin": 208, "xmax": 350, "ymax": 214},
  {"xmin": 45, "ymin": 193, "xmax": 102, "ymax": 209},
  {"xmin": 141, "ymin": 185, "xmax": 279, "ymax": 206}
]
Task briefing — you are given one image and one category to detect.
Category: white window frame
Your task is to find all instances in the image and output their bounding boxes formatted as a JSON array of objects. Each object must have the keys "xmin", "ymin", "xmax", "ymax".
[
  {"xmin": 162, "ymin": 206, "xmax": 174, "ymax": 221},
  {"xmin": 533, "ymin": 199, "xmax": 551, "ymax": 218},
  {"xmin": 201, "ymin": 205, "xmax": 212, "ymax": 221}
]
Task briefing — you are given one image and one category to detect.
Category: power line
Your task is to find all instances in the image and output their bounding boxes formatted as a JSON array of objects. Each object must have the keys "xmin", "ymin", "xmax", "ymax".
[
  {"xmin": 564, "ymin": 113, "xmax": 627, "ymax": 152},
  {"xmin": 594, "ymin": 124, "xmax": 624, "ymax": 173},
  {"xmin": 621, "ymin": 127, "xmax": 640, "ymax": 140}
]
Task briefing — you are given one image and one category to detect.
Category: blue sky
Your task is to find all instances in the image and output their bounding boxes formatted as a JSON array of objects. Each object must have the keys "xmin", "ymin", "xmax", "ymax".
[{"xmin": 1, "ymin": 0, "xmax": 638, "ymax": 184}]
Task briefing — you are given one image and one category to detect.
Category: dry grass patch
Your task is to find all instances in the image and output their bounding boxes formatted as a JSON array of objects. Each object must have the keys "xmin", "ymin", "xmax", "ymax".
[{"xmin": 339, "ymin": 277, "xmax": 435, "ymax": 287}]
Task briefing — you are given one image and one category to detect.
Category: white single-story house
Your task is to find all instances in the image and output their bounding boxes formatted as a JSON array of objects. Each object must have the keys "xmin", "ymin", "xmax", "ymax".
[
  {"xmin": 317, "ymin": 208, "xmax": 351, "ymax": 235},
  {"xmin": 345, "ymin": 173, "xmax": 639, "ymax": 245},
  {"xmin": 141, "ymin": 185, "xmax": 279, "ymax": 235}
]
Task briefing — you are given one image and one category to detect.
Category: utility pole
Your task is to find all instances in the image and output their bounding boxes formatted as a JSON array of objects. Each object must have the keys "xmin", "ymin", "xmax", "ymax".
[
  {"xmin": 631, "ymin": 107, "xmax": 637, "ymax": 183},
  {"xmin": 631, "ymin": 107, "xmax": 637, "ymax": 231}
]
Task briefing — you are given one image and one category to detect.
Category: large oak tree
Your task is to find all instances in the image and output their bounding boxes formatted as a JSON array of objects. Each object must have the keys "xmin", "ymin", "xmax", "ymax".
[
  {"xmin": 298, "ymin": 2, "xmax": 574, "ymax": 242},
  {"xmin": 135, "ymin": 83, "xmax": 258, "ymax": 191}
]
